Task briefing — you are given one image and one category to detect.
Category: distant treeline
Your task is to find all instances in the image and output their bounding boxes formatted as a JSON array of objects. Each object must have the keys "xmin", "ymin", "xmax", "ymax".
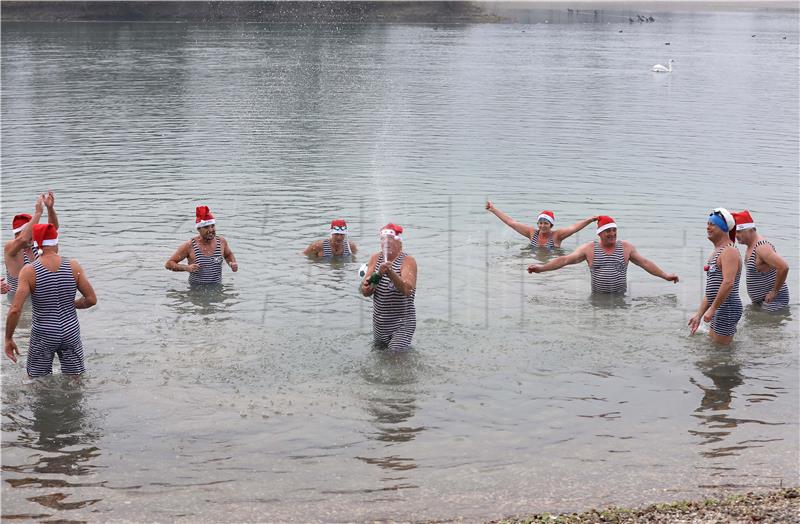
[{"xmin": 1, "ymin": 1, "xmax": 501, "ymax": 23}]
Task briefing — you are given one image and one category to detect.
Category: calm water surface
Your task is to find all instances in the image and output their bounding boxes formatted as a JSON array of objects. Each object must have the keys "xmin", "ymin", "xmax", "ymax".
[{"xmin": 2, "ymin": 12, "xmax": 798, "ymax": 522}]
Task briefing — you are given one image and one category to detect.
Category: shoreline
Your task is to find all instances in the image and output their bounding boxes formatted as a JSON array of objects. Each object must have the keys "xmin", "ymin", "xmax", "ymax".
[
  {"xmin": 492, "ymin": 488, "xmax": 800, "ymax": 524},
  {"xmin": 1, "ymin": 1, "xmax": 797, "ymax": 23}
]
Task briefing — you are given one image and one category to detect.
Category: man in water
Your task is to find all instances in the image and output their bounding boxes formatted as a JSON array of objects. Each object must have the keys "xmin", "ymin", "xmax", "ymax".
[
  {"xmin": 486, "ymin": 200, "xmax": 597, "ymax": 249},
  {"xmin": 5, "ymin": 224, "xmax": 97, "ymax": 377},
  {"xmin": 527, "ymin": 215, "xmax": 679, "ymax": 293},
  {"xmin": 4, "ymin": 192, "xmax": 59, "ymax": 296},
  {"xmin": 165, "ymin": 206, "xmax": 238, "ymax": 284},
  {"xmin": 689, "ymin": 208, "xmax": 742, "ymax": 344},
  {"xmin": 733, "ymin": 210, "xmax": 789, "ymax": 311},
  {"xmin": 304, "ymin": 219, "xmax": 358, "ymax": 258},
  {"xmin": 360, "ymin": 223, "xmax": 417, "ymax": 351}
]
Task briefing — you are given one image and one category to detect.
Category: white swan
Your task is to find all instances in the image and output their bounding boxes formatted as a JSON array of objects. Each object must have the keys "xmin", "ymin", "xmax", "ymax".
[{"xmin": 652, "ymin": 59, "xmax": 674, "ymax": 72}]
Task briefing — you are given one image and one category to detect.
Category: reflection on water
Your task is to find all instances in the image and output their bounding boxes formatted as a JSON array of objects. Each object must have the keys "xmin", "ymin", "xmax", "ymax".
[
  {"xmin": 2, "ymin": 377, "xmax": 103, "ymax": 517},
  {"xmin": 357, "ymin": 351, "xmax": 423, "ymax": 489},
  {"xmin": 165, "ymin": 283, "xmax": 240, "ymax": 317}
]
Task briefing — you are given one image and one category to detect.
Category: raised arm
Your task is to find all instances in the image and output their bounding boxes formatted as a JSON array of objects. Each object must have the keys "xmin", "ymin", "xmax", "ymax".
[
  {"xmin": 44, "ymin": 191, "xmax": 59, "ymax": 230},
  {"xmin": 165, "ymin": 242, "xmax": 197, "ymax": 273},
  {"xmin": 71, "ymin": 260, "xmax": 97, "ymax": 309},
  {"xmin": 756, "ymin": 244, "xmax": 789, "ymax": 303},
  {"xmin": 528, "ymin": 243, "xmax": 590, "ymax": 273},
  {"xmin": 703, "ymin": 247, "xmax": 740, "ymax": 322},
  {"xmin": 628, "ymin": 245, "xmax": 679, "ymax": 283},
  {"xmin": 5, "ymin": 196, "xmax": 43, "ymax": 258},
  {"xmin": 554, "ymin": 216, "xmax": 598, "ymax": 242},
  {"xmin": 486, "ymin": 201, "xmax": 535, "ymax": 239}
]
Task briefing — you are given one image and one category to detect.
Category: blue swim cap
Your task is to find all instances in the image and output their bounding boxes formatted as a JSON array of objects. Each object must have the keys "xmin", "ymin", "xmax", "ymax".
[{"xmin": 708, "ymin": 212, "xmax": 728, "ymax": 232}]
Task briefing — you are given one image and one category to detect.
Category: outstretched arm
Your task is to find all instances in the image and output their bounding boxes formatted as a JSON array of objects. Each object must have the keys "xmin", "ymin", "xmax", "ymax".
[
  {"xmin": 528, "ymin": 244, "xmax": 589, "ymax": 273},
  {"xmin": 486, "ymin": 201, "xmax": 535, "ymax": 239},
  {"xmin": 554, "ymin": 216, "xmax": 598, "ymax": 242},
  {"xmin": 756, "ymin": 244, "xmax": 789, "ymax": 303},
  {"xmin": 629, "ymin": 246, "xmax": 679, "ymax": 283}
]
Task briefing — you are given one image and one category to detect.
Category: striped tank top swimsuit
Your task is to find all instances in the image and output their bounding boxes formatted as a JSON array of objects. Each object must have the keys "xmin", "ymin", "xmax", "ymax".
[
  {"xmin": 322, "ymin": 238, "xmax": 352, "ymax": 257},
  {"xmin": 590, "ymin": 241, "xmax": 627, "ymax": 293},
  {"xmin": 189, "ymin": 238, "xmax": 223, "ymax": 285},
  {"xmin": 705, "ymin": 243, "xmax": 743, "ymax": 337},
  {"xmin": 28, "ymin": 258, "xmax": 85, "ymax": 377},
  {"xmin": 746, "ymin": 240, "xmax": 789, "ymax": 311},
  {"xmin": 5, "ymin": 250, "xmax": 33, "ymax": 295},
  {"xmin": 530, "ymin": 230, "xmax": 555, "ymax": 250},
  {"xmin": 372, "ymin": 252, "xmax": 416, "ymax": 351}
]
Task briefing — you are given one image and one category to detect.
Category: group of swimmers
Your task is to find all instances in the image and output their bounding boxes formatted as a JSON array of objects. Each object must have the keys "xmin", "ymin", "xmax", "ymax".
[{"xmin": 2, "ymin": 196, "xmax": 792, "ymax": 378}]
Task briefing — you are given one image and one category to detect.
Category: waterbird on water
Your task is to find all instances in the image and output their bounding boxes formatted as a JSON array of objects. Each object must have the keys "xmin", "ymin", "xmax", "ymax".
[{"xmin": 651, "ymin": 59, "xmax": 674, "ymax": 73}]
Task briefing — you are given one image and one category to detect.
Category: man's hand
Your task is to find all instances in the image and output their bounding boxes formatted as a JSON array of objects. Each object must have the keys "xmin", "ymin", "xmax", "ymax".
[
  {"xmin": 378, "ymin": 262, "xmax": 393, "ymax": 276},
  {"xmin": 229, "ymin": 261, "xmax": 238, "ymax": 272},
  {"xmin": 702, "ymin": 307, "xmax": 716, "ymax": 324},
  {"xmin": 485, "ymin": 200, "xmax": 495, "ymax": 212},
  {"xmin": 34, "ymin": 194, "xmax": 44, "ymax": 214},
  {"xmin": 187, "ymin": 264, "xmax": 200, "ymax": 273},
  {"xmin": 1, "ymin": 278, "xmax": 9, "ymax": 295},
  {"xmin": 44, "ymin": 191, "xmax": 55, "ymax": 209},
  {"xmin": 5, "ymin": 339, "xmax": 19, "ymax": 363},
  {"xmin": 688, "ymin": 314, "xmax": 702, "ymax": 335},
  {"xmin": 764, "ymin": 290, "xmax": 777, "ymax": 303},
  {"xmin": 527, "ymin": 264, "xmax": 543, "ymax": 274},
  {"xmin": 664, "ymin": 273, "xmax": 679, "ymax": 283}
]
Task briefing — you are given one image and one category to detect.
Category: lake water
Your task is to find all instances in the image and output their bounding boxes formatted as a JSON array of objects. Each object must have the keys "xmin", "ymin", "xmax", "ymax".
[{"xmin": 2, "ymin": 11, "xmax": 798, "ymax": 522}]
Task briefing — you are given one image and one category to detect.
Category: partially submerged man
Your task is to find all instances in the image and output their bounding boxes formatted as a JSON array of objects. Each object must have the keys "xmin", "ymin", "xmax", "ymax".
[
  {"xmin": 688, "ymin": 208, "xmax": 742, "ymax": 345},
  {"xmin": 359, "ymin": 223, "xmax": 417, "ymax": 351},
  {"xmin": 166, "ymin": 206, "xmax": 238, "ymax": 284},
  {"xmin": 304, "ymin": 219, "xmax": 358, "ymax": 258},
  {"xmin": 5, "ymin": 224, "xmax": 97, "ymax": 377},
  {"xmin": 527, "ymin": 215, "xmax": 679, "ymax": 293},
  {"xmin": 733, "ymin": 210, "xmax": 790, "ymax": 311}
]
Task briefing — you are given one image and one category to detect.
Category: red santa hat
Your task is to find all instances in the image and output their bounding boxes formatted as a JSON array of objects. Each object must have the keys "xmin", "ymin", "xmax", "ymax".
[
  {"xmin": 32, "ymin": 223, "xmax": 58, "ymax": 255},
  {"xmin": 11, "ymin": 213, "xmax": 32, "ymax": 234},
  {"xmin": 733, "ymin": 210, "xmax": 755, "ymax": 231},
  {"xmin": 596, "ymin": 215, "xmax": 617, "ymax": 235},
  {"xmin": 537, "ymin": 210, "xmax": 555, "ymax": 225},
  {"xmin": 330, "ymin": 219, "xmax": 348, "ymax": 235},
  {"xmin": 380, "ymin": 223, "xmax": 403, "ymax": 241},
  {"xmin": 195, "ymin": 206, "xmax": 216, "ymax": 229}
]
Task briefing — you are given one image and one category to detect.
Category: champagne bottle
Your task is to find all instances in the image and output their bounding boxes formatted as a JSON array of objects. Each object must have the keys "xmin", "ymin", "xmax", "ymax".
[{"xmin": 368, "ymin": 271, "xmax": 382, "ymax": 285}]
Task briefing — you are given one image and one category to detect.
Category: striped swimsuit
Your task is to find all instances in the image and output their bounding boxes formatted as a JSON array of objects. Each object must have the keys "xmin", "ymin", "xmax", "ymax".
[
  {"xmin": 372, "ymin": 253, "xmax": 416, "ymax": 351},
  {"xmin": 530, "ymin": 230, "xmax": 555, "ymax": 250},
  {"xmin": 5, "ymin": 250, "xmax": 34, "ymax": 295},
  {"xmin": 322, "ymin": 238, "xmax": 352, "ymax": 257},
  {"xmin": 590, "ymin": 241, "xmax": 627, "ymax": 294},
  {"xmin": 28, "ymin": 258, "xmax": 85, "ymax": 377},
  {"xmin": 746, "ymin": 240, "xmax": 789, "ymax": 311},
  {"xmin": 189, "ymin": 238, "xmax": 223, "ymax": 285},
  {"xmin": 705, "ymin": 244, "xmax": 743, "ymax": 337}
]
